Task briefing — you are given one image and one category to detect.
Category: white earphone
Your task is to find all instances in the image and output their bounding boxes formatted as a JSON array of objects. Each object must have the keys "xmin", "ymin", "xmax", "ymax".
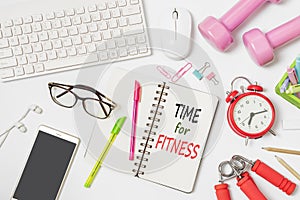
[{"xmin": 0, "ymin": 104, "xmax": 43, "ymax": 148}]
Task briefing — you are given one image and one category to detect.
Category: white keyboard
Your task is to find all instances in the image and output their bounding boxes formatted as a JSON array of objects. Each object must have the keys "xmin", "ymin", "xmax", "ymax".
[{"xmin": 0, "ymin": 0, "xmax": 151, "ymax": 81}]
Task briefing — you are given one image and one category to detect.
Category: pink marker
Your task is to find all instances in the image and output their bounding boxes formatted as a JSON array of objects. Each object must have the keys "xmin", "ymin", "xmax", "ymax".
[
  {"xmin": 129, "ymin": 81, "xmax": 141, "ymax": 160},
  {"xmin": 287, "ymin": 67, "xmax": 300, "ymax": 98}
]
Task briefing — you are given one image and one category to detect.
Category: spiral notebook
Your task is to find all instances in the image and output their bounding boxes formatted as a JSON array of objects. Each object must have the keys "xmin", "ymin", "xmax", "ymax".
[{"xmin": 131, "ymin": 81, "xmax": 219, "ymax": 193}]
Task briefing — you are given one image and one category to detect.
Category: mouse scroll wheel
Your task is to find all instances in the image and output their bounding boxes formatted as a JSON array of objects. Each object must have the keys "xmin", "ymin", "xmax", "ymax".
[{"xmin": 172, "ymin": 9, "xmax": 178, "ymax": 20}]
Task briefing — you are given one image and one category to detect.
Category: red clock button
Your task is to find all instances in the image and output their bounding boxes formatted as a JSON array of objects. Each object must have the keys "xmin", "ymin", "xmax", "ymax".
[
  {"xmin": 226, "ymin": 90, "xmax": 239, "ymax": 103},
  {"xmin": 247, "ymin": 85, "xmax": 263, "ymax": 92}
]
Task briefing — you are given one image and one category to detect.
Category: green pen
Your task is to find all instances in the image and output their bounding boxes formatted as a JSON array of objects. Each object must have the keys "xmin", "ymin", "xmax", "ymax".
[{"xmin": 84, "ymin": 116, "xmax": 126, "ymax": 188}]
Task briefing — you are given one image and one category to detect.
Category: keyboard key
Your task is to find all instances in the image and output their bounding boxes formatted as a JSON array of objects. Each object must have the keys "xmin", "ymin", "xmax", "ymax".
[
  {"xmin": 43, "ymin": 41, "xmax": 52, "ymax": 50},
  {"xmin": 116, "ymin": 38, "xmax": 126, "ymax": 47},
  {"xmin": 88, "ymin": 23, "xmax": 98, "ymax": 32},
  {"xmin": 47, "ymin": 50, "xmax": 57, "ymax": 60},
  {"xmin": 19, "ymin": 35, "xmax": 29, "ymax": 44},
  {"xmin": 119, "ymin": 18, "xmax": 127, "ymax": 27},
  {"xmin": 91, "ymin": 33, "xmax": 102, "ymax": 41},
  {"xmin": 76, "ymin": 7, "xmax": 85, "ymax": 14},
  {"xmin": 3, "ymin": 28, "xmax": 13, "ymax": 38},
  {"xmin": 137, "ymin": 34, "xmax": 146, "ymax": 43},
  {"xmin": 58, "ymin": 29, "xmax": 68, "ymax": 38},
  {"xmin": 87, "ymin": 43, "xmax": 97, "ymax": 52},
  {"xmin": 98, "ymin": 21, "xmax": 108, "ymax": 30},
  {"xmin": 127, "ymin": 36, "xmax": 135, "ymax": 45},
  {"xmin": 107, "ymin": 40, "xmax": 116, "ymax": 49},
  {"xmin": 72, "ymin": 36, "xmax": 82, "ymax": 45},
  {"xmin": 0, "ymin": 39, "xmax": 9, "ymax": 48},
  {"xmin": 14, "ymin": 18, "xmax": 23, "ymax": 26},
  {"xmin": 91, "ymin": 13, "xmax": 101, "ymax": 22},
  {"xmin": 62, "ymin": 38, "xmax": 72, "ymax": 47},
  {"xmin": 128, "ymin": 46, "xmax": 137, "ymax": 55},
  {"xmin": 32, "ymin": 23, "xmax": 42, "ymax": 32},
  {"xmin": 109, "ymin": 19, "xmax": 118, "ymax": 28},
  {"xmin": 57, "ymin": 49, "xmax": 67, "ymax": 58},
  {"xmin": 109, "ymin": 49, "xmax": 118, "ymax": 59},
  {"xmin": 102, "ymin": 10, "xmax": 111, "ymax": 20},
  {"xmin": 97, "ymin": 42, "xmax": 106, "ymax": 51},
  {"xmin": 33, "ymin": 43, "xmax": 43, "ymax": 52},
  {"xmin": 49, "ymin": 30, "xmax": 59, "ymax": 39},
  {"xmin": 77, "ymin": 45, "xmax": 87, "ymax": 55},
  {"xmin": 108, "ymin": 1, "xmax": 117, "ymax": 9},
  {"xmin": 72, "ymin": 16, "xmax": 82, "ymax": 25},
  {"xmin": 22, "ymin": 24, "xmax": 32, "ymax": 34},
  {"xmin": 138, "ymin": 44, "xmax": 148, "ymax": 53},
  {"xmin": 0, "ymin": 49, "xmax": 13, "ymax": 59},
  {"xmin": 27, "ymin": 54, "xmax": 38, "ymax": 63},
  {"xmin": 53, "ymin": 39, "xmax": 63, "ymax": 49},
  {"xmin": 0, "ymin": 68, "xmax": 14, "ymax": 78},
  {"xmin": 42, "ymin": 21, "xmax": 52, "ymax": 30},
  {"xmin": 88, "ymin": 4, "xmax": 97, "ymax": 12},
  {"xmin": 33, "ymin": 14, "xmax": 43, "ymax": 22},
  {"xmin": 123, "ymin": 24, "xmax": 144, "ymax": 36},
  {"xmin": 0, "ymin": 57, "xmax": 17, "ymax": 68},
  {"xmin": 39, "ymin": 32, "xmax": 49, "ymax": 41},
  {"xmin": 78, "ymin": 24, "xmax": 88, "ymax": 34},
  {"xmin": 44, "ymin": 54, "xmax": 98, "ymax": 71},
  {"xmin": 62, "ymin": 17, "xmax": 72, "ymax": 27},
  {"xmin": 82, "ymin": 35, "xmax": 92, "ymax": 43},
  {"xmin": 69, "ymin": 27, "xmax": 79, "ymax": 36},
  {"xmin": 9, "ymin": 37, "xmax": 19, "ymax": 46},
  {"xmin": 24, "ymin": 64, "xmax": 34, "ymax": 74},
  {"xmin": 38, "ymin": 52, "xmax": 47, "ymax": 62},
  {"xmin": 130, "ymin": 0, "xmax": 139, "ymax": 5},
  {"xmin": 45, "ymin": 12, "xmax": 55, "ymax": 20},
  {"xmin": 67, "ymin": 47, "xmax": 77, "ymax": 56},
  {"xmin": 103, "ymin": 30, "xmax": 112, "ymax": 40},
  {"xmin": 56, "ymin": 11, "xmax": 65, "ymax": 18},
  {"xmin": 29, "ymin": 33, "xmax": 39, "ymax": 43},
  {"xmin": 4, "ymin": 20, "xmax": 13, "ymax": 27},
  {"xmin": 52, "ymin": 20, "xmax": 62, "ymax": 29},
  {"xmin": 12, "ymin": 26, "xmax": 22, "ymax": 36},
  {"xmin": 112, "ymin": 9, "xmax": 121, "ymax": 18},
  {"xmin": 117, "ymin": 0, "xmax": 127, "ymax": 7},
  {"xmin": 66, "ymin": 9, "xmax": 75, "ymax": 16},
  {"xmin": 33, "ymin": 63, "xmax": 44, "ymax": 72},
  {"xmin": 24, "ymin": 16, "xmax": 33, "ymax": 24},
  {"xmin": 13, "ymin": 46, "xmax": 23, "ymax": 56},
  {"xmin": 112, "ymin": 29, "xmax": 121, "ymax": 38},
  {"xmin": 22, "ymin": 45, "xmax": 33, "ymax": 54},
  {"xmin": 119, "ymin": 47, "xmax": 128, "ymax": 57},
  {"xmin": 15, "ymin": 67, "xmax": 25, "ymax": 76},
  {"xmin": 98, "ymin": 2, "xmax": 107, "ymax": 10},
  {"xmin": 128, "ymin": 15, "xmax": 142, "ymax": 25},
  {"xmin": 99, "ymin": 51, "xmax": 108, "ymax": 60},
  {"xmin": 122, "ymin": 5, "xmax": 140, "ymax": 16},
  {"xmin": 17, "ymin": 56, "xmax": 28, "ymax": 65}
]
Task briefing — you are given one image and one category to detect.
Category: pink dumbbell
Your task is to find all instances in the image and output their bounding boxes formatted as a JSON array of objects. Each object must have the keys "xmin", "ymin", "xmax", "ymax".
[
  {"xmin": 198, "ymin": 0, "xmax": 280, "ymax": 52},
  {"xmin": 243, "ymin": 16, "xmax": 300, "ymax": 66}
]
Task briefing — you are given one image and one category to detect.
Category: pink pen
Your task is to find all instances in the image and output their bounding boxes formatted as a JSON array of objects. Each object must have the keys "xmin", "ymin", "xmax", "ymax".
[
  {"xmin": 287, "ymin": 67, "xmax": 300, "ymax": 98},
  {"xmin": 130, "ymin": 81, "xmax": 141, "ymax": 160},
  {"xmin": 171, "ymin": 62, "xmax": 192, "ymax": 83}
]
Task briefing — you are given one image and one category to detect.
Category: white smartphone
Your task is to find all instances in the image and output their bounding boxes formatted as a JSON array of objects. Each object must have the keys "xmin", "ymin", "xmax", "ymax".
[{"xmin": 11, "ymin": 125, "xmax": 80, "ymax": 200}]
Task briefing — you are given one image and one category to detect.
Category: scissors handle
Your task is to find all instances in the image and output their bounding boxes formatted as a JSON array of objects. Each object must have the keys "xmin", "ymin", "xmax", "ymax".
[
  {"xmin": 251, "ymin": 159, "xmax": 296, "ymax": 195},
  {"xmin": 215, "ymin": 183, "xmax": 232, "ymax": 200},
  {"xmin": 237, "ymin": 172, "xmax": 267, "ymax": 200}
]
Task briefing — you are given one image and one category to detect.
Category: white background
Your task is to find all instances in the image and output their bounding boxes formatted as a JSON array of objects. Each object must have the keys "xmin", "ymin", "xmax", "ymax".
[{"xmin": 1, "ymin": 0, "xmax": 300, "ymax": 199}]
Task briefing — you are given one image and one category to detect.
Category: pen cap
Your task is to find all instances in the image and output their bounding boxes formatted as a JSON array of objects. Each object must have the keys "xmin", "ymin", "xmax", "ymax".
[
  {"xmin": 134, "ymin": 81, "xmax": 141, "ymax": 101},
  {"xmin": 111, "ymin": 117, "xmax": 127, "ymax": 135}
]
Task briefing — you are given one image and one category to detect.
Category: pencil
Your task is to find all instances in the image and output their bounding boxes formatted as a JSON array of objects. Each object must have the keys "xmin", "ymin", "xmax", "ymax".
[
  {"xmin": 275, "ymin": 155, "xmax": 300, "ymax": 181},
  {"xmin": 262, "ymin": 147, "xmax": 300, "ymax": 156}
]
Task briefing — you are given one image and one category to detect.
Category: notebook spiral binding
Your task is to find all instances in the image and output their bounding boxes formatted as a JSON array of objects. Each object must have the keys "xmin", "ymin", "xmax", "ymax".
[{"xmin": 133, "ymin": 82, "xmax": 169, "ymax": 177}]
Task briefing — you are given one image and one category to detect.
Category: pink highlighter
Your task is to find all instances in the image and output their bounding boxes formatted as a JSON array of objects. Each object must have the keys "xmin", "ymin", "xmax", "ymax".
[{"xmin": 129, "ymin": 81, "xmax": 141, "ymax": 160}]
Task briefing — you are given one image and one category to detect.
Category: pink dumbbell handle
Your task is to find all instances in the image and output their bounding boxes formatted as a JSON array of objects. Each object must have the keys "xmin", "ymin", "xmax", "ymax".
[
  {"xmin": 266, "ymin": 16, "xmax": 300, "ymax": 49},
  {"xmin": 220, "ymin": 0, "xmax": 266, "ymax": 32}
]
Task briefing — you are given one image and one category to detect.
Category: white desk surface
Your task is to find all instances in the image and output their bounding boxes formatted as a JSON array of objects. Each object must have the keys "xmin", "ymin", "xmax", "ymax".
[{"xmin": 1, "ymin": 0, "xmax": 300, "ymax": 199}]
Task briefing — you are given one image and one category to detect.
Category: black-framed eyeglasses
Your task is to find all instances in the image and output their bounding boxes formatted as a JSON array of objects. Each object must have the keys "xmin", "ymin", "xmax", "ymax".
[{"xmin": 48, "ymin": 82, "xmax": 117, "ymax": 119}]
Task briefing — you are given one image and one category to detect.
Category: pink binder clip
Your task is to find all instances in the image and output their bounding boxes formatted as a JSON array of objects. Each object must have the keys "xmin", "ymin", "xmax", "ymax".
[{"xmin": 206, "ymin": 72, "xmax": 219, "ymax": 85}]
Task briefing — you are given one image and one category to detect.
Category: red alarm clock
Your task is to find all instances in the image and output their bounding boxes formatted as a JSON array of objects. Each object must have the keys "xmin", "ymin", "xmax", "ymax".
[{"xmin": 226, "ymin": 77, "xmax": 276, "ymax": 145}]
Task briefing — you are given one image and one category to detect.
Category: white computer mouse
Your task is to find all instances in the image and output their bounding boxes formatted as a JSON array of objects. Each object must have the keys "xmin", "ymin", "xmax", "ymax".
[{"xmin": 160, "ymin": 7, "xmax": 192, "ymax": 60}]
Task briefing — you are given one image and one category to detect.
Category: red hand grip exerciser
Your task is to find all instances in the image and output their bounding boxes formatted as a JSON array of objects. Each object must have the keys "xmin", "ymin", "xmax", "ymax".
[
  {"xmin": 252, "ymin": 159, "xmax": 296, "ymax": 195},
  {"xmin": 237, "ymin": 172, "xmax": 267, "ymax": 200},
  {"xmin": 215, "ymin": 183, "xmax": 232, "ymax": 200}
]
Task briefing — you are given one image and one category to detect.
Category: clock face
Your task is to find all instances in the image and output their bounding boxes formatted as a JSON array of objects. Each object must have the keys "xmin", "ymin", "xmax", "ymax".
[{"xmin": 231, "ymin": 93, "xmax": 274, "ymax": 136}]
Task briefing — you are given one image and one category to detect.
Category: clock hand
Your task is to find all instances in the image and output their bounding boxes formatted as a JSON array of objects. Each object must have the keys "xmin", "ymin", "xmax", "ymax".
[
  {"xmin": 240, "ymin": 116, "xmax": 250, "ymax": 124},
  {"xmin": 253, "ymin": 109, "xmax": 267, "ymax": 115},
  {"xmin": 248, "ymin": 112, "xmax": 255, "ymax": 126}
]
